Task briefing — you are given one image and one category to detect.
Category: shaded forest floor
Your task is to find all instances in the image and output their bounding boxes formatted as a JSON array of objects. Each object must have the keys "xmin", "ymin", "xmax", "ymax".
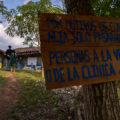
[{"xmin": 0, "ymin": 70, "xmax": 120, "ymax": 120}]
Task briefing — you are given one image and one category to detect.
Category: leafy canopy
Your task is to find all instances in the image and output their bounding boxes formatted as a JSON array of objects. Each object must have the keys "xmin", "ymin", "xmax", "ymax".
[
  {"xmin": 6, "ymin": 0, "xmax": 64, "ymax": 46},
  {"xmin": 0, "ymin": 0, "xmax": 10, "ymax": 23},
  {"xmin": 91, "ymin": 0, "xmax": 120, "ymax": 17}
]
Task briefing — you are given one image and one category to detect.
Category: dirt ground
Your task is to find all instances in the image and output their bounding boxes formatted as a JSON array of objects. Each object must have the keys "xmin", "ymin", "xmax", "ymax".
[{"xmin": 0, "ymin": 73, "xmax": 20, "ymax": 120}]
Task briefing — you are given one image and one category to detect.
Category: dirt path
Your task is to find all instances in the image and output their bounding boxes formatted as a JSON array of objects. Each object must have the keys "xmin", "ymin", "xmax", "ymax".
[{"xmin": 0, "ymin": 73, "xmax": 20, "ymax": 119}]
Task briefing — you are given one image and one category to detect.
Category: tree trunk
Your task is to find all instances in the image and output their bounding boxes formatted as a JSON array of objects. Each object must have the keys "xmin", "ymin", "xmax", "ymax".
[{"xmin": 64, "ymin": 0, "xmax": 120, "ymax": 120}]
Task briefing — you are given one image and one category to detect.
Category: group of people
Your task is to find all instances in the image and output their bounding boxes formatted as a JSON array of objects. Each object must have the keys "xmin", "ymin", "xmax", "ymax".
[{"xmin": 5, "ymin": 45, "xmax": 16, "ymax": 72}]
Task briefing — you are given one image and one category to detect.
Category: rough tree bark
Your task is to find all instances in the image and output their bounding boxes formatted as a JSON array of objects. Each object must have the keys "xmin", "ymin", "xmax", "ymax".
[{"xmin": 64, "ymin": 0, "xmax": 120, "ymax": 120}]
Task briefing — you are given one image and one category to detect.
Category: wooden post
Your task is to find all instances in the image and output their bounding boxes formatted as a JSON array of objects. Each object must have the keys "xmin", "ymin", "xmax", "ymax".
[{"xmin": 42, "ymin": 62, "xmax": 44, "ymax": 78}]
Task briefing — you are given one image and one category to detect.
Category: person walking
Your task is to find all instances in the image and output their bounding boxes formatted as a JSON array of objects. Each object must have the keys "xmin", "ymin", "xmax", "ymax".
[
  {"xmin": 9, "ymin": 50, "xmax": 16, "ymax": 72},
  {"xmin": 5, "ymin": 45, "xmax": 13, "ymax": 70}
]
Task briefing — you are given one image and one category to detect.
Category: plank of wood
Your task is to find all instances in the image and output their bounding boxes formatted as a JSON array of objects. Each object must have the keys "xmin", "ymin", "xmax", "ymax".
[{"xmin": 38, "ymin": 13, "xmax": 120, "ymax": 90}]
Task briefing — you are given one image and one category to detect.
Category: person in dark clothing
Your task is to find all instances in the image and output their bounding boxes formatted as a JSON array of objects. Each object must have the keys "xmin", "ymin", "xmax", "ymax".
[
  {"xmin": 9, "ymin": 50, "xmax": 16, "ymax": 72},
  {"xmin": 5, "ymin": 45, "xmax": 13, "ymax": 70}
]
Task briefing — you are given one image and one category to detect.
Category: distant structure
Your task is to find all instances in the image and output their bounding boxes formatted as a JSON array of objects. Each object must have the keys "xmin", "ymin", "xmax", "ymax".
[
  {"xmin": 0, "ymin": 47, "xmax": 42, "ymax": 71},
  {"xmin": 0, "ymin": 49, "xmax": 5, "ymax": 68}
]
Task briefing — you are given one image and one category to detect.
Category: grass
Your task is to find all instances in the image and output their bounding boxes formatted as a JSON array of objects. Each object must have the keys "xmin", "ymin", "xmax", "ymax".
[
  {"xmin": 11, "ymin": 70, "xmax": 120, "ymax": 120},
  {"xmin": 3, "ymin": 69, "xmax": 120, "ymax": 120},
  {"xmin": 0, "ymin": 70, "xmax": 9, "ymax": 88},
  {"xmin": 7, "ymin": 70, "xmax": 68, "ymax": 120}
]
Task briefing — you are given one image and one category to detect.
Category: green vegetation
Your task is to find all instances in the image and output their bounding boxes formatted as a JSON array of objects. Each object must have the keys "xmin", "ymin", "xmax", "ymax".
[
  {"xmin": 0, "ymin": 70, "xmax": 119, "ymax": 119},
  {"xmin": 0, "ymin": 70, "xmax": 9, "ymax": 88},
  {"xmin": 6, "ymin": 0, "xmax": 64, "ymax": 46},
  {"xmin": 0, "ymin": 1, "xmax": 10, "ymax": 23},
  {"xmin": 7, "ymin": 70, "xmax": 68, "ymax": 120},
  {"xmin": 91, "ymin": 0, "xmax": 120, "ymax": 17}
]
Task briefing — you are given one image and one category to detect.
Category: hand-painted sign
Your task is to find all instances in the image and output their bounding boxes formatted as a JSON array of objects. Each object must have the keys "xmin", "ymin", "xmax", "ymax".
[{"xmin": 38, "ymin": 13, "xmax": 120, "ymax": 90}]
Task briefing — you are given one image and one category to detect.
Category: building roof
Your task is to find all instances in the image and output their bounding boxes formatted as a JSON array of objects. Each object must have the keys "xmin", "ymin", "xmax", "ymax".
[
  {"xmin": 15, "ymin": 47, "xmax": 41, "ymax": 56},
  {"xmin": 0, "ymin": 47, "xmax": 41, "ymax": 56},
  {"xmin": 15, "ymin": 47, "xmax": 40, "ymax": 53}
]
